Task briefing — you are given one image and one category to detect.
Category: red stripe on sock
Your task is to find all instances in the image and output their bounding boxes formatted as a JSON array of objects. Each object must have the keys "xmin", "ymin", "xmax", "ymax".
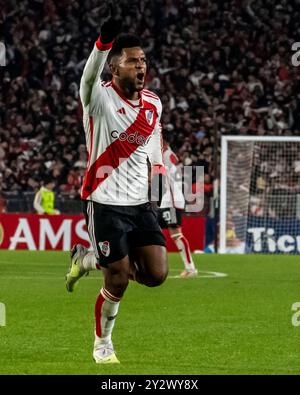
[
  {"xmin": 102, "ymin": 288, "xmax": 121, "ymax": 303},
  {"xmin": 180, "ymin": 236, "xmax": 192, "ymax": 264},
  {"xmin": 95, "ymin": 292, "xmax": 105, "ymax": 337}
]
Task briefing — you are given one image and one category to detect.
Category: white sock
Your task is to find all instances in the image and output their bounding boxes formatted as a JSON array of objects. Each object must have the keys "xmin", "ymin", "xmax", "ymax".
[
  {"xmin": 171, "ymin": 233, "xmax": 196, "ymax": 272},
  {"xmin": 94, "ymin": 288, "xmax": 121, "ymax": 345},
  {"xmin": 82, "ymin": 252, "xmax": 97, "ymax": 271}
]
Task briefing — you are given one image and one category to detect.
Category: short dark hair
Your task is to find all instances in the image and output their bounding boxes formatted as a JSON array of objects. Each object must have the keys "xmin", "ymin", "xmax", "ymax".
[
  {"xmin": 108, "ymin": 34, "xmax": 143, "ymax": 64},
  {"xmin": 44, "ymin": 176, "xmax": 55, "ymax": 186}
]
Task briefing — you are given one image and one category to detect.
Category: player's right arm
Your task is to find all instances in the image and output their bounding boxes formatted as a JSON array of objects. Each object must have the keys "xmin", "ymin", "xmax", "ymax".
[{"xmin": 79, "ymin": 3, "xmax": 122, "ymax": 109}]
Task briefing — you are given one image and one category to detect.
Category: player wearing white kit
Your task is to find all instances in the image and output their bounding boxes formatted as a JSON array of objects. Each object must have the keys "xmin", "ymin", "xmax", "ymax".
[
  {"xmin": 65, "ymin": 7, "xmax": 168, "ymax": 364},
  {"xmin": 158, "ymin": 134, "xmax": 198, "ymax": 278}
]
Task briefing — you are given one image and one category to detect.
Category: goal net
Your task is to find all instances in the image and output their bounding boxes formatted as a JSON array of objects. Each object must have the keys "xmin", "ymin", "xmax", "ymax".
[{"xmin": 219, "ymin": 136, "xmax": 300, "ymax": 254}]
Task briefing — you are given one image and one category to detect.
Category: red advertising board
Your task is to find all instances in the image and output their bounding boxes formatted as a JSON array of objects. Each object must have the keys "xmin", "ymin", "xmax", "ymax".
[{"xmin": 0, "ymin": 213, "xmax": 205, "ymax": 252}]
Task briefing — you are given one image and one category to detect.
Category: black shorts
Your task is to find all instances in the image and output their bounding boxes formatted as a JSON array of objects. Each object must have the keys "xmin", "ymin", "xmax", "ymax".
[
  {"xmin": 83, "ymin": 200, "xmax": 166, "ymax": 267},
  {"xmin": 158, "ymin": 207, "xmax": 183, "ymax": 229}
]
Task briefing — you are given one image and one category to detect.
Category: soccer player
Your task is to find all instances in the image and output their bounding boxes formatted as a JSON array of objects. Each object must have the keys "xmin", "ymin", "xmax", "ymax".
[
  {"xmin": 65, "ymin": 8, "xmax": 168, "ymax": 364},
  {"xmin": 158, "ymin": 133, "xmax": 198, "ymax": 278}
]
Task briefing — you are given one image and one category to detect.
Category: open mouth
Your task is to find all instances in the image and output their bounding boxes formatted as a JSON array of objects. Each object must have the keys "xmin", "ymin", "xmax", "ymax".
[{"xmin": 137, "ymin": 72, "xmax": 145, "ymax": 82}]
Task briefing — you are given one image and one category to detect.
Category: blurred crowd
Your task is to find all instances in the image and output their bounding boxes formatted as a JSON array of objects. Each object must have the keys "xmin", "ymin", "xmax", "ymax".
[
  {"xmin": 1, "ymin": 0, "xmax": 300, "ymax": 211},
  {"xmin": 227, "ymin": 141, "xmax": 300, "ymax": 219}
]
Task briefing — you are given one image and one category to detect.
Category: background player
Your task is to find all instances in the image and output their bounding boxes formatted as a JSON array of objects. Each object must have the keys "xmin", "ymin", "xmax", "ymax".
[
  {"xmin": 33, "ymin": 178, "xmax": 60, "ymax": 215},
  {"xmin": 65, "ymin": 6, "xmax": 168, "ymax": 364},
  {"xmin": 158, "ymin": 133, "xmax": 198, "ymax": 278}
]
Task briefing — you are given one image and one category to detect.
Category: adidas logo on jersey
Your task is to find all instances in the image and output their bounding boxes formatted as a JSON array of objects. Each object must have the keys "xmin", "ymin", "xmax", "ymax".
[{"xmin": 117, "ymin": 108, "xmax": 126, "ymax": 114}]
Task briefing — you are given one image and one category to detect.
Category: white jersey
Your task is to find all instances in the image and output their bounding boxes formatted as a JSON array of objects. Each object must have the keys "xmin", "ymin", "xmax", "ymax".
[
  {"xmin": 160, "ymin": 147, "xmax": 185, "ymax": 209},
  {"xmin": 80, "ymin": 38, "xmax": 164, "ymax": 205}
]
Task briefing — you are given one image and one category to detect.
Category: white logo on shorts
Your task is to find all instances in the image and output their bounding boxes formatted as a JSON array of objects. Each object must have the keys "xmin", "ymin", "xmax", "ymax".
[{"xmin": 99, "ymin": 241, "xmax": 110, "ymax": 257}]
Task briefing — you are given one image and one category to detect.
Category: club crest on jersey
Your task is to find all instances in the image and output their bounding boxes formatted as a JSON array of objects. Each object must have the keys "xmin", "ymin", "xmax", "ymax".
[
  {"xmin": 99, "ymin": 241, "xmax": 110, "ymax": 257},
  {"xmin": 145, "ymin": 109, "xmax": 154, "ymax": 125}
]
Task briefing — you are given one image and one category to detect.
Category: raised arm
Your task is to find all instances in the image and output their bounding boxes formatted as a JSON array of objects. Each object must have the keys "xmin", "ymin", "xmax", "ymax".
[
  {"xmin": 80, "ymin": 39, "xmax": 113, "ymax": 108},
  {"xmin": 79, "ymin": 4, "xmax": 122, "ymax": 108}
]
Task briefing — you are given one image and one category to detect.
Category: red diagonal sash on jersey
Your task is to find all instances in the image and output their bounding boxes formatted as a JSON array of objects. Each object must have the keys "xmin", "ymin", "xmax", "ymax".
[{"xmin": 81, "ymin": 101, "xmax": 158, "ymax": 199}]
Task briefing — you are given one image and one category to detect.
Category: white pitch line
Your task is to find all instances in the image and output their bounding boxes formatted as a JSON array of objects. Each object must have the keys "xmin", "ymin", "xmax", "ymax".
[
  {"xmin": 168, "ymin": 270, "xmax": 228, "ymax": 279},
  {"xmin": 1, "ymin": 269, "xmax": 228, "ymax": 281}
]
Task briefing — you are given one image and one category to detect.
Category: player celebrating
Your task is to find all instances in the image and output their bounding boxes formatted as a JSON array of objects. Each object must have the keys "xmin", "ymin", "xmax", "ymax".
[
  {"xmin": 158, "ymin": 133, "xmax": 198, "ymax": 278},
  {"xmin": 65, "ymin": 7, "xmax": 168, "ymax": 364}
]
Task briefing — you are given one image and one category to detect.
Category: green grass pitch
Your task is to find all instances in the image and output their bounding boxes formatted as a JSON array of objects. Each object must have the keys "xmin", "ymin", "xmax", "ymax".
[{"xmin": 1, "ymin": 250, "xmax": 300, "ymax": 375}]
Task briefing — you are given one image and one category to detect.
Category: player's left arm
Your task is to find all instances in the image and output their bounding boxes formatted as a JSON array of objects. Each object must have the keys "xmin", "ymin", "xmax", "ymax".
[
  {"xmin": 147, "ymin": 99, "xmax": 165, "ymax": 170},
  {"xmin": 148, "ymin": 123, "xmax": 165, "ymax": 171},
  {"xmin": 147, "ymin": 102, "xmax": 166, "ymax": 206}
]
